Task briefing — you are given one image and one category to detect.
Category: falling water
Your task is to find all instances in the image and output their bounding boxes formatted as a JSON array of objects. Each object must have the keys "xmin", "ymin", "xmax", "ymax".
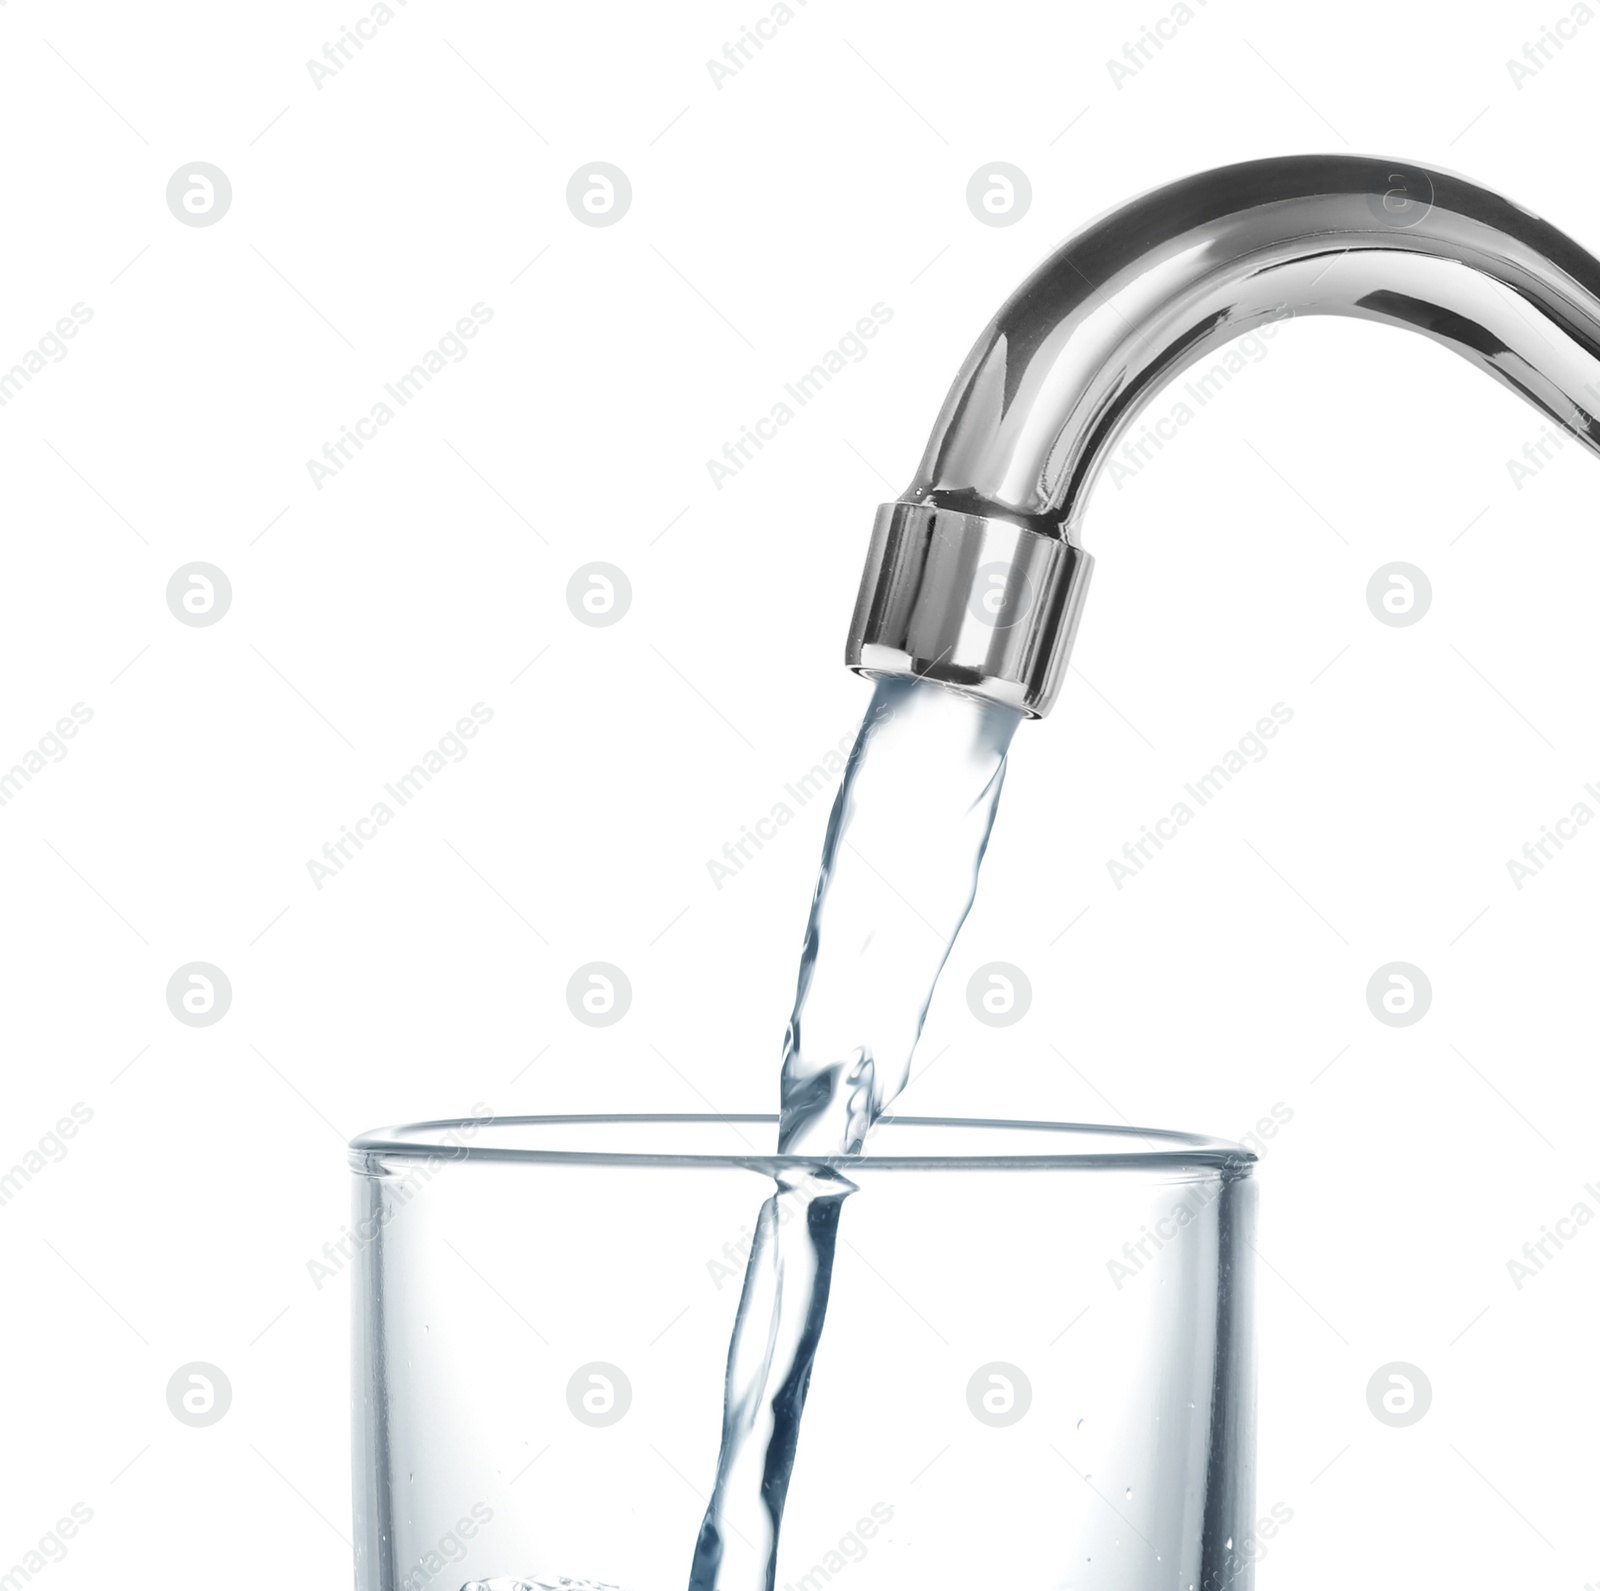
[
  {"xmin": 685, "ymin": 677, "xmax": 1022, "ymax": 1591},
  {"xmin": 462, "ymin": 677, "xmax": 1021, "ymax": 1591}
]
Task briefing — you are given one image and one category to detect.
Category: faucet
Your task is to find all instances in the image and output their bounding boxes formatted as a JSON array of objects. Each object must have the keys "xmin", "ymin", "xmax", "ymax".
[{"xmin": 846, "ymin": 154, "xmax": 1600, "ymax": 715}]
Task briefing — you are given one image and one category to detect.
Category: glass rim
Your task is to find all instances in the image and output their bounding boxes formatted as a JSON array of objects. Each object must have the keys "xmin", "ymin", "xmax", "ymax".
[{"xmin": 347, "ymin": 1113, "xmax": 1256, "ymax": 1174}]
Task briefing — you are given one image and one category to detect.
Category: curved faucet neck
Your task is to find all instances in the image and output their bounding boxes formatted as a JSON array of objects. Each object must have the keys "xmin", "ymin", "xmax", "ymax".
[{"xmin": 846, "ymin": 154, "xmax": 1600, "ymax": 715}]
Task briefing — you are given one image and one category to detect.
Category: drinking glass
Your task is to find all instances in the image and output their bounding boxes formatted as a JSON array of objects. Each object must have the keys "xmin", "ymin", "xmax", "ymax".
[{"xmin": 350, "ymin": 1115, "xmax": 1257, "ymax": 1591}]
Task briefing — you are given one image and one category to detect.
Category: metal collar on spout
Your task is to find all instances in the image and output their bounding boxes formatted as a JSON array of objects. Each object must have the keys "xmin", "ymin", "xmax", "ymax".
[{"xmin": 845, "ymin": 154, "xmax": 1600, "ymax": 716}]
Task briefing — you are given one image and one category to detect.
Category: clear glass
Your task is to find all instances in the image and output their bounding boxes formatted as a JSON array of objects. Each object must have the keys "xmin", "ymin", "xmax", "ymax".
[{"xmin": 349, "ymin": 1115, "xmax": 1257, "ymax": 1591}]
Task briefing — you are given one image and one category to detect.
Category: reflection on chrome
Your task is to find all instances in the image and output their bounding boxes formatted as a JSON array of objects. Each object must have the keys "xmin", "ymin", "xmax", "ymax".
[{"xmin": 846, "ymin": 154, "xmax": 1600, "ymax": 716}]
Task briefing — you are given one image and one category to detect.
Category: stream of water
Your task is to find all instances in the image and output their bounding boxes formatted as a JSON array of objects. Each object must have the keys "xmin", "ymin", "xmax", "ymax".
[
  {"xmin": 464, "ymin": 677, "xmax": 1022, "ymax": 1591},
  {"xmin": 685, "ymin": 677, "xmax": 1022, "ymax": 1591}
]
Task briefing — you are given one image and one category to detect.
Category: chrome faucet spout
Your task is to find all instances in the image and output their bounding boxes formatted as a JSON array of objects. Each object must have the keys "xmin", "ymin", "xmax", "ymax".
[{"xmin": 845, "ymin": 154, "xmax": 1600, "ymax": 716}]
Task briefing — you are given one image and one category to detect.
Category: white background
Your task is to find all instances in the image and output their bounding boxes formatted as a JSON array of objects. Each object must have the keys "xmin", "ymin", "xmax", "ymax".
[{"xmin": 2, "ymin": 0, "xmax": 1598, "ymax": 1585}]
